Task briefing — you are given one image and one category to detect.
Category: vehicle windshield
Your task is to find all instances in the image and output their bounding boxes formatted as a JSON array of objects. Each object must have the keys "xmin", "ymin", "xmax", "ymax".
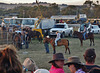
[
  {"xmin": 22, "ymin": 19, "xmax": 35, "ymax": 25},
  {"xmin": 92, "ymin": 25, "xmax": 99, "ymax": 29},
  {"xmin": 53, "ymin": 25, "xmax": 65, "ymax": 28},
  {"xmin": 4, "ymin": 19, "xmax": 9, "ymax": 24},
  {"xmin": 10, "ymin": 19, "xmax": 22, "ymax": 25},
  {"xmin": 4, "ymin": 19, "xmax": 22, "ymax": 25}
]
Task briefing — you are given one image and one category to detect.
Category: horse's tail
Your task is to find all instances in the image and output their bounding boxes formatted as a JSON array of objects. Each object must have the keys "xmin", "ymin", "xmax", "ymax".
[{"xmin": 67, "ymin": 40, "xmax": 69, "ymax": 46}]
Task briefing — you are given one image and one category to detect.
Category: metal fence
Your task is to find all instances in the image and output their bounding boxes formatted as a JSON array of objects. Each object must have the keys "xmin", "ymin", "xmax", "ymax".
[
  {"xmin": 0, "ymin": 31, "xmax": 13, "ymax": 45},
  {"xmin": 0, "ymin": 29, "xmax": 100, "ymax": 45}
]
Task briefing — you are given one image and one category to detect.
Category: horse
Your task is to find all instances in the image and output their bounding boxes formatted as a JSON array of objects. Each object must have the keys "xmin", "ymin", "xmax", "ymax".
[
  {"xmin": 43, "ymin": 37, "xmax": 70, "ymax": 54},
  {"xmin": 73, "ymin": 31, "xmax": 94, "ymax": 46},
  {"xmin": 28, "ymin": 30, "xmax": 43, "ymax": 43},
  {"xmin": 13, "ymin": 33, "xmax": 22, "ymax": 49}
]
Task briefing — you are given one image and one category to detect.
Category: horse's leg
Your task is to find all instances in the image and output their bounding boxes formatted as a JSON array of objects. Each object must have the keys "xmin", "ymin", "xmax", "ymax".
[
  {"xmin": 15, "ymin": 42, "xmax": 17, "ymax": 48},
  {"xmin": 40, "ymin": 36, "xmax": 43, "ymax": 43},
  {"xmin": 68, "ymin": 47, "xmax": 70, "ymax": 54},
  {"xmin": 15, "ymin": 42, "xmax": 18, "ymax": 49},
  {"xmin": 37, "ymin": 36, "xmax": 41, "ymax": 43},
  {"xmin": 80, "ymin": 40, "xmax": 83, "ymax": 46},
  {"xmin": 92, "ymin": 38, "xmax": 95, "ymax": 46},
  {"xmin": 38, "ymin": 35, "xmax": 42, "ymax": 43},
  {"xmin": 65, "ymin": 46, "xmax": 67, "ymax": 53},
  {"xmin": 37, "ymin": 36, "xmax": 39, "ymax": 42},
  {"xmin": 53, "ymin": 46, "xmax": 56, "ymax": 54},
  {"xmin": 65, "ymin": 45, "xmax": 70, "ymax": 54},
  {"xmin": 90, "ymin": 39, "xmax": 92, "ymax": 46}
]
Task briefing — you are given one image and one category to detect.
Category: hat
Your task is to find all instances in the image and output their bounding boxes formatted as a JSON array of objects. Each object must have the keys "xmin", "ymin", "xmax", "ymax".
[
  {"xmin": 22, "ymin": 58, "xmax": 38, "ymax": 73},
  {"xmin": 34, "ymin": 69, "xmax": 50, "ymax": 73},
  {"xmin": 64, "ymin": 56, "xmax": 83, "ymax": 65},
  {"xmin": 48, "ymin": 53, "xmax": 65, "ymax": 63},
  {"xmin": 83, "ymin": 48, "xmax": 96, "ymax": 58}
]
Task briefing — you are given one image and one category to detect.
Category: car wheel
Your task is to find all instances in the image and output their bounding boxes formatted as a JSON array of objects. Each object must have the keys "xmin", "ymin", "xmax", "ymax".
[
  {"xmin": 69, "ymin": 31, "xmax": 72, "ymax": 37},
  {"xmin": 61, "ymin": 32, "xmax": 65, "ymax": 38},
  {"xmin": 92, "ymin": 31, "xmax": 94, "ymax": 33},
  {"xmin": 98, "ymin": 30, "xmax": 99, "ymax": 34}
]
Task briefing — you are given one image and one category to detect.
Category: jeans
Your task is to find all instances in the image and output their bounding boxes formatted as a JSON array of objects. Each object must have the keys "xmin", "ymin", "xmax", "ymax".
[
  {"xmin": 44, "ymin": 43, "xmax": 49, "ymax": 53},
  {"xmin": 25, "ymin": 41, "xmax": 29, "ymax": 49},
  {"xmin": 83, "ymin": 32, "xmax": 86, "ymax": 40},
  {"xmin": 55, "ymin": 38, "xmax": 60, "ymax": 46}
]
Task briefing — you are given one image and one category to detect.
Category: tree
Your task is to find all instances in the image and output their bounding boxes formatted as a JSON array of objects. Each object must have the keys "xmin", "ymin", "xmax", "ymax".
[{"xmin": 61, "ymin": 5, "xmax": 77, "ymax": 15}]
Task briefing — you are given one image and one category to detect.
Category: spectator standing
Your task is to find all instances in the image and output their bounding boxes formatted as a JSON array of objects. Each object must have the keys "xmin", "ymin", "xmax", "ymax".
[
  {"xmin": 83, "ymin": 48, "xmax": 100, "ymax": 71},
  {"xmin": 43, "ymin": 36, "xmax": 50, "ymax": 53},
  {"xmin": 22, "ymin": 58, "xmax": 38, "ymax": 73},
  {"xmin": 49, "ymin": 53, "xmax": 65, "ymax": 73},
  {"xmin": 0, "ymin": 45, "xmax": 22, "ymax": 73},
  {"xmin": 64, "ymin": 56, "xmax": 87, "ymax": 73}
]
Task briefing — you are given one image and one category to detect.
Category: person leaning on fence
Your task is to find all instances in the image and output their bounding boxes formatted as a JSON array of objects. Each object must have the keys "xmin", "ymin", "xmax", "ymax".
[
  {"xmin": 22, "ymin": 58, "xmax": 38, "ymax": 73},
  {"xmin": 83, "ymin": 48, "xmax": 100, "ymax": 71},
  {"xmin": 64, "ymin": 56, "xmax": 87, "ymax": 73},
  {"xmin": 0, "ymin": 45, "xmax": 22, "ymax": 73},
  {"xmin": 49, "ymin": 53, "xmax": 65, "ymax": 73},
  {"xmin": 55, "ymin": 31, "xmax": 61, "ymax": 46}
]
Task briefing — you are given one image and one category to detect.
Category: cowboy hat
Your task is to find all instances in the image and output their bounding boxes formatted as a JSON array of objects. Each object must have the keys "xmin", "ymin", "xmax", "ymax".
[
  {"xmin": 48, "ymin": 53, "xmax": 65, "ymax": 63},
  {"xmin": 34, "ymin": 69, "xmax": 50, "ymax": 73},
  {"xmin": 22, "ymin": 58, "xmax": 38, "ymax": 73},
  {"xmin": 64, "ymin": 56, "xmax": 83, "ymax": 65}
]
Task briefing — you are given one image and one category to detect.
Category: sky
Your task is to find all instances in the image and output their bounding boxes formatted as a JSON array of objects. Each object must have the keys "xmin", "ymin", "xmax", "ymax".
[{"xmin": 0, "ymin": 0, "xmax": 99, "ymax": 5}]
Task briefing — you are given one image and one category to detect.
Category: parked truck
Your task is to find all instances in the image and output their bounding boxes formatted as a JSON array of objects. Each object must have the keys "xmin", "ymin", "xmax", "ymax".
[{"xmin": 49, "ymin": 23, "xmax": 73, "ymax": 38}]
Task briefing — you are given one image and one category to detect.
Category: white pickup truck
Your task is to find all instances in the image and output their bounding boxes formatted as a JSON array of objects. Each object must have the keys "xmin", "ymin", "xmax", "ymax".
[{"xmin": 49, "ymin": 23, "xmax": 73, "ymax": 37}]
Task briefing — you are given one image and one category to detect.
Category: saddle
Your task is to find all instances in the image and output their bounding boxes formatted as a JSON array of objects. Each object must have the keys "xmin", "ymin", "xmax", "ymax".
[
  {"xmin": 54, "ymin": 39, "xmax": 61, "ymax": 46},
  {"xmin": 57, "ymin": 39, "xmax": 61, "ymax": 42}
]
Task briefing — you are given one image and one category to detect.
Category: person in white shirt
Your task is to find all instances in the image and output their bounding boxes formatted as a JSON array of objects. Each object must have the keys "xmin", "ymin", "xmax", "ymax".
[{"xmin": 55, "ymin": 31, "xmax": 61, "ymax": 46}]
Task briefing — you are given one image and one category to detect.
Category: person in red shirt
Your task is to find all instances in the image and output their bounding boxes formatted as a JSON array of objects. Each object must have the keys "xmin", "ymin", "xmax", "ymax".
[{"xmin": 49, "ymin": 53, "xmax": 65, "ymax": 73}]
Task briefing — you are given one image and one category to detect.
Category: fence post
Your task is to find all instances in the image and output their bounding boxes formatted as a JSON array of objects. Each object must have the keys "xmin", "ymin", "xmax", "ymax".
[{"xmin": 7, "ymin": 31, "xmax": 8, "ymax": 44}]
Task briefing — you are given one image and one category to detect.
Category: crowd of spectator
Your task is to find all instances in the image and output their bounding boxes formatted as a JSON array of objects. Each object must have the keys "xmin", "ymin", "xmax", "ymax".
[{"xmin": 0, "ymin": 44, "xmax": 100, "ymax": 73}]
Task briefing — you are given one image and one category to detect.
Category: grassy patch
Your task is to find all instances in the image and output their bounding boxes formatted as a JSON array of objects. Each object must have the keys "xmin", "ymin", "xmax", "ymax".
[{"xmin": 17, "ymin": 34, "xmax": 100, "ymax": 73}]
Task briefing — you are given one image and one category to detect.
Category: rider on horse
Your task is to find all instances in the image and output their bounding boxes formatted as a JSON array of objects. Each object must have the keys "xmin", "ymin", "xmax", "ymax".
[
  {"xmin": 82, "ymin": 25, "xmax": 87, "ymax": 40},
  {"xmin": 55, "ymin": 31, "xmax": 61, "ymax": 46}
]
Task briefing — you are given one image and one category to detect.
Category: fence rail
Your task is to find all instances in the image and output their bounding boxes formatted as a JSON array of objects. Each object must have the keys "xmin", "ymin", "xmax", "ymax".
[
  {"xmin": 0, "ymin": 31, "xmax": 13, "ymax": 45},
  {"xmin": 0, "ymin": 30, "xmax": 100, "ymax": 45}
]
